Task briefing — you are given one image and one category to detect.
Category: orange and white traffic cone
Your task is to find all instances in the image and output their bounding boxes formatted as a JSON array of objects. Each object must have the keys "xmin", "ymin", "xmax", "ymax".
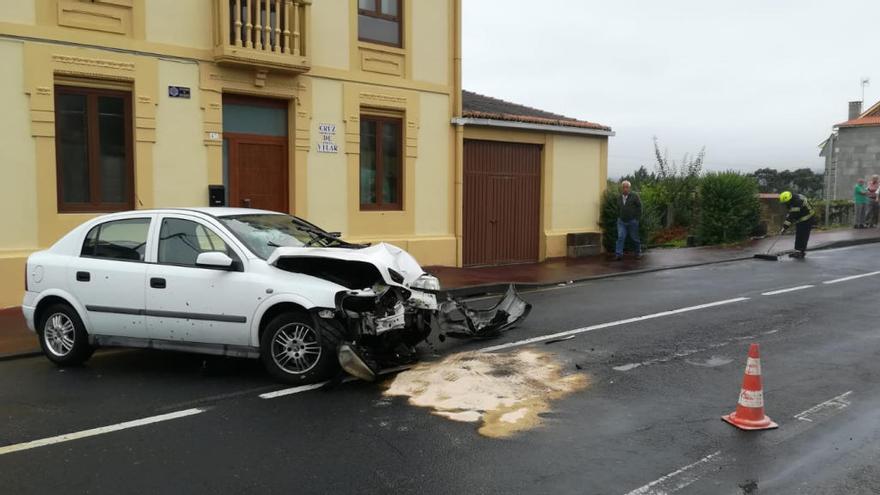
[{"xmin": 722, "ymin": 343, "xmax": 778, "ymax": 430}]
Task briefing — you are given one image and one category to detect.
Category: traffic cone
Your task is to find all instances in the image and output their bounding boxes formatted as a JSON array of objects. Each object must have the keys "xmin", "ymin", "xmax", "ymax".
[{"xmin": 722, "ymin": 343, "xmax": 778, "ymax": 430}]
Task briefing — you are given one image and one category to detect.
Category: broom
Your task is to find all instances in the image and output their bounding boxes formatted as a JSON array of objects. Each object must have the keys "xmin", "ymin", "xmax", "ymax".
[{"xmin": 754, "ymin": 227, "xmax": 786, "ymax": 261}]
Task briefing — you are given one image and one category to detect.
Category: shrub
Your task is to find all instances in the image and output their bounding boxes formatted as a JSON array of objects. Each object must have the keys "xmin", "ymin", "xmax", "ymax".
[
  {"xmin": 812, "ymin": 199, "xmax": 854, "ymax": 227},
  {"xmin": 599, "ymin": 183, "xmax": 662, "ymax": 253},
  {"xmin": 651, "ymin": 138, "xmax": 703, "ymax": 227},
  {"xmin": 697, "ymin": 172, "xmax": 760, "ymax": 244}
]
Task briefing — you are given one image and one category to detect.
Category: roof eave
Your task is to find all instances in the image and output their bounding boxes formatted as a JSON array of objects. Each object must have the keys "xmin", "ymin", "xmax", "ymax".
[{"xmin": 452, "ymin": 117, "xmax": 615, "ymax": 137}]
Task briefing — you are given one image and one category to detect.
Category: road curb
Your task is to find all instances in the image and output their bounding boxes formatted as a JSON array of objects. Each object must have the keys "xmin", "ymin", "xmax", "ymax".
[
  {"xmin": 0, "ymin": 350, "xmax": 41, "ymax": 362},
  {"xmin": 445, "ymin": 236, "xmax": 880, "ymax": 299}
]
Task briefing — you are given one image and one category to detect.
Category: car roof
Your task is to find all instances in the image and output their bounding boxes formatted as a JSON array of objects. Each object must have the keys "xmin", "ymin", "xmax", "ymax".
[
  {"xmin": 177, "ymin": 207, "xmax": 282, "ymax": 217},
  {"xmin": 97, "ymin": 207, "xmax": 285, "ymax": 218}
]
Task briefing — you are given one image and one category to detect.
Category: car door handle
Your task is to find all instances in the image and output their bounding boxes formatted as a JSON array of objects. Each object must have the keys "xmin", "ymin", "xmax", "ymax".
[
  {"xmin": 76, "ymin": 271, "xmax": 90, "ymax": 282},
  {"xmin": 150, "ymin": 277, "xmax": 166, "ymax": 289}
]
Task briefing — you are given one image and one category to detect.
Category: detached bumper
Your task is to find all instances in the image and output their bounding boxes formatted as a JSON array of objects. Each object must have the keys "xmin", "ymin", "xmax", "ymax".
[{"xmin": 437, "ymin": 285, "xmax": 531, "ymax": 339}]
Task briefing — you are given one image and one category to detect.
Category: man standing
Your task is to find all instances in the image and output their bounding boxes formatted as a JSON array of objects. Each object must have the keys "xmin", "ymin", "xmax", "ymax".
[
  {"xmin": 779, "ymin": 191, "xmax": 815, "ymax": 259},
  {"xmin": 615, "ymin": 180, "xmax": 642, "ymax": 261},
  {"xmin": 854, "ymin": 178, "xmax": 869, "ymax": 229}
]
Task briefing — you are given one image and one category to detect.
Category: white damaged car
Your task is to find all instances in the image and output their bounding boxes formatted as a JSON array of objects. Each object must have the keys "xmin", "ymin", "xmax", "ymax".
[{"xmin": 22, "ymin": 208, "xmax": 530, "ymax": 383}]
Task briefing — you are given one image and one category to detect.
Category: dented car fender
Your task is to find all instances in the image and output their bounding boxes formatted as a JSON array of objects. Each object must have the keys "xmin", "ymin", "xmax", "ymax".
[{"xmin": 248, "ymin": 291, "xmax": 331, "ymax": 347}]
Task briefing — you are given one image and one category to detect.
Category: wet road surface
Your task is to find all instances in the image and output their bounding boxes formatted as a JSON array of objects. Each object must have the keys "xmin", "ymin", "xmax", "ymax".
[{"xmin": 1, "ymin": 244, "xmax": 880, "ymax": 494}]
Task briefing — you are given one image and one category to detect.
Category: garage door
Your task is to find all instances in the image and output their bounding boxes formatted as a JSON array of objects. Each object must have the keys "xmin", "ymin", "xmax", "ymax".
[{"xmin": 463, "ymin": 139, "xmax": 541, "ymax": 266}]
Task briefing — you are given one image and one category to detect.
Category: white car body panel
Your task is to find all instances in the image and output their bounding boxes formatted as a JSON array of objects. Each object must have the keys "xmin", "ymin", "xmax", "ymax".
[{"xmin": 23, "ymin": 208, "xmax": 430, "ymax": 352}]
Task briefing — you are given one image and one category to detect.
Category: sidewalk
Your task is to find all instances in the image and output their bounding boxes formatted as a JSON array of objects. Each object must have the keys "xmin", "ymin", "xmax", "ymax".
[
  {"xmin": 2, "ymin": 227, "xmax": 878, "ymax": 360},
  {"xmin": 429, "ymin": 227, "xmax": 880, "ymax": 293},
  {"xmin": 0, "ymin": 307, "xmax": 37, "ymax": 360}
]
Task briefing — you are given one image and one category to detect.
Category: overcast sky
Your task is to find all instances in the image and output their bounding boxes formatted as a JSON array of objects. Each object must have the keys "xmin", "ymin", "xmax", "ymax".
[{"xmin": 462, "ymin": 0, "xmax": 880, "ymax": 178}]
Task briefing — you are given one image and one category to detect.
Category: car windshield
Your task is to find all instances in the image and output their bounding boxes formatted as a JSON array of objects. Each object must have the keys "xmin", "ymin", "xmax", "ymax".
[{"xmin": 218, "ymin": 214, "xmax": 340, "ymax": 259}]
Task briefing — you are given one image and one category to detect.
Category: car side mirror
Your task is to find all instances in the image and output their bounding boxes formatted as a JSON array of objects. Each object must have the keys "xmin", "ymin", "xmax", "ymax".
[{"xmin": 196, "ymin": 251, "xmax": 234, "ymax": 269}]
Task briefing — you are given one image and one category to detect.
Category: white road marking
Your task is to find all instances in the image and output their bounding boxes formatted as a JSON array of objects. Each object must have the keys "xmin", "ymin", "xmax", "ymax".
[
  {"xmin": 623, "ymin": 450, "xmax": 723, "ymax": 495},
  {"xmin": 794, "ymin": 391, "xmax": 853, "ymax": 422},
  {"xmin": 612, "ymin": 328, "xmax": 778, "ymax": 372},
  {"xmin": 761, "ymin": 285, "xmax": 814, "ymax": 296},
  {"xmin": 823, "ymin": 271, "xmax": 880, "ymax": 285},
  {"xmin": 259, "ymin": 365, "xmax": 414, "ymax": 399},
  {"xmin": 479, "ymin": 297, "xmax": 750, "ymax": 353},
  {"xmin": 0, "ymin": 408, "xmax": 206, "ymax": 456},
  {"xmin": 259, "ymin": 382, "xmax": 329, "ymax": 399}
]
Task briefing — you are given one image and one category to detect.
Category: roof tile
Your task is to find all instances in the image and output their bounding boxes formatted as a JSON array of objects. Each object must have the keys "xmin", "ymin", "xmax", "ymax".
[{"xmin": 462, "ymin": 90, "xmax": 611, "ymax": 131}]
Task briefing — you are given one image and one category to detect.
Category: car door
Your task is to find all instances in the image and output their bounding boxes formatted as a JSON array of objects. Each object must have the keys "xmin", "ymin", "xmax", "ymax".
[
  {"xmin": 145, "ymin": 214, "xmax": 261, "ymax": 346},
  {"xmin": 74, "ymin": 216, "xmax": 153, "ymax": 338}
]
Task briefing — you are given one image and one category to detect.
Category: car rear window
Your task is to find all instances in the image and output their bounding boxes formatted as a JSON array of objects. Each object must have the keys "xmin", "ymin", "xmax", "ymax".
[{"xmin": 81, "ymin": 218, "xmax": 150, "ymax": 262}]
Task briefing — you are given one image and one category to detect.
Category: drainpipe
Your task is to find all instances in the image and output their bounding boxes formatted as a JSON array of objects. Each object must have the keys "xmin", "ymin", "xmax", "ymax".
[{"xmin": 452, "ymin": 0, "xmax": 464, "ymax": 267}]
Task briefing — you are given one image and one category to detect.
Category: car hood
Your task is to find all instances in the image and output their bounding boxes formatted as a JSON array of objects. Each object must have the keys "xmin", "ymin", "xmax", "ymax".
[{"xmin": 266, "ymin": 242, "xmax": 425, "ymax": 288}]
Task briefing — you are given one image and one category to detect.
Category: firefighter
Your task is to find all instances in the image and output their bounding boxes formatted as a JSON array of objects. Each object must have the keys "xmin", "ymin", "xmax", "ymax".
[{"xmin": 779, "ymin": 191, "xmax": 815, "ymax": 258}]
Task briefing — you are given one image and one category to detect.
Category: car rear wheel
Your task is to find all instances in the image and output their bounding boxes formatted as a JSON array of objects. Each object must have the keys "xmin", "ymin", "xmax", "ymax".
[
  {"xmin": 260, "ymin": 312, "xmax": 341, "ymax": 384},
  {"xmin": 37, "ymin": 303, "xmax": 95, "ymax": 366}
]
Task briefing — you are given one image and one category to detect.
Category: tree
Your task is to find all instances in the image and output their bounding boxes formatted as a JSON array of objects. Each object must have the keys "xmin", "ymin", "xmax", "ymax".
[
  {"xmin": 620, "ymin": 166, "xmax": 656, "ymax": 191},
  {"xmin": 651, "ymin": 137, "xmax": 704, "ymax": 227},
  {"xmin": 752, "ymin": 168, "xmax": 823, "ymax": 198}
]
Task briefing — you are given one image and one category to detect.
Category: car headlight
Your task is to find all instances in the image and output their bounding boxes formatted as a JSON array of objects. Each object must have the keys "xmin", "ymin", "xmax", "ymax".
[{"xmin": 410, "ymin": 273, "xmax": 441, "ymax": 291}]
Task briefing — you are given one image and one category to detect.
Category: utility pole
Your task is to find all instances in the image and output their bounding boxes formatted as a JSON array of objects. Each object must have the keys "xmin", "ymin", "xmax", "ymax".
[{"xmin": 824, "ymin": 133, "xmax": 837, "ymax": 227}]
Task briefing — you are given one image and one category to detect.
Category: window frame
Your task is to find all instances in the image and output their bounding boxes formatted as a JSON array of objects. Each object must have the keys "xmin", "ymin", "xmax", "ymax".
[
  {"xmin": 359, "ymin": 114, "xmax": 404, "ymax": 211},
  {"xmin": 80, "ymin": 217, "xmax": 152, "ymax": 263},
  {"xmin": 357, "ymin": 0, "xmax": 403, "ymax": 48},
  {"xmin": 54, "ymin": 85, "xmax": 134, "ymax": 214},
  {"xmin": 155, "ymin": 216, "xmax": 243, "ymax": 271}
]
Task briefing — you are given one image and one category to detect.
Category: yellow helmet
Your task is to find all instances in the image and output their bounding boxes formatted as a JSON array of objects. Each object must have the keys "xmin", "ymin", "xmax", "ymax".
[{"xmin": 779, "ymin": 191, "xmax": 792, "ymax": 203}]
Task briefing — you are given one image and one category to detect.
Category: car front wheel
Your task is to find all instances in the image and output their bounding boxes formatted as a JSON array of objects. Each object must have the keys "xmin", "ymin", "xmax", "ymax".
[
  {"xmin": 37, "ymin": 303, "xmax": 95, "ymax": 366},
  {"xmin": 260, "ymin": 312, "xmax": 341, "ymax": 384}
]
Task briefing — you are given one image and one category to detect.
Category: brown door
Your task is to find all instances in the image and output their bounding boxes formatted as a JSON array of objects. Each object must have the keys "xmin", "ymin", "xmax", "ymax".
[
  {"xmin": 463, "ymin": 139, "xmax": 541, "ymax": 266},
  {"xmin": 222, "ymin": 94, "xmax": 289, "ymax": 212},
  {"xmin": 226, "ymin": 133, "xmax": 288, "ymax": 212}
]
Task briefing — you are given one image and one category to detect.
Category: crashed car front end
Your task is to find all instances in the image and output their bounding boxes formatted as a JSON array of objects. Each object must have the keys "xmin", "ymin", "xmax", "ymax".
[{"xmin": 269, "ymin": 243, "xmax": 531, "ymax": 381}]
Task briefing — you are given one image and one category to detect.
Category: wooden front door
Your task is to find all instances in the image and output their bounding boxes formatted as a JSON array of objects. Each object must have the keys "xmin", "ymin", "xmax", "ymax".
[
  {"xmin": 226, "ymin": 134, "xmax": 288, "ymax": 212},
  {"xmin": 463, "ymin": 139, "xmax": 542, "ymax": 266}
]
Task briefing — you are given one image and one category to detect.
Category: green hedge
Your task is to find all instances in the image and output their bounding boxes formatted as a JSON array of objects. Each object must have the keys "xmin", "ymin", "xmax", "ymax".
[
  {"xmin": 599, "ymin": 184, "xmax": 661, "ymax": 252},
  {"xmin": 813, "ymin": 200, "xmax": 854, "ymax": 226},
  {"xmin": 696, "ymin": 172, "xmax": 760, "ymax": 244}
]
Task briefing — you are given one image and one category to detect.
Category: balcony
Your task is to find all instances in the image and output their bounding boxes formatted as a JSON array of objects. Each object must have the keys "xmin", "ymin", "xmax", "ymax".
[{"xmin": 213, "ymin": 0, "xmax": 311, "ymax": 73}]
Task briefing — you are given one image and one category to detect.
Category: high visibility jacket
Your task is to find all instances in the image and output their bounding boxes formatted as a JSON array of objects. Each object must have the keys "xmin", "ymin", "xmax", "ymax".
[{"xmin": 783, "ymin": 194, "xmax": 815, "ymax": 227}]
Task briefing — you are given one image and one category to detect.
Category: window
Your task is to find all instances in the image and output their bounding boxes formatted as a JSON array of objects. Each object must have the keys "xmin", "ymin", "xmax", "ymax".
[
  {"xmin": 81, "ymin": 218, "xmax": 150, "ymax": 262},
  {"xmin": 55, "ymin": 86, "xmax": 133, "ymax": 213},
  {"xmin": 158, "ymin": 218, "xmax": 233, "ymax": 267},
  {"xmin": 359, "ymin": 115, "xmax": 402, "ymax": 210},
  {"xmin": 358, "ymin": 0, "xmax": 401, "ymax": 46}
]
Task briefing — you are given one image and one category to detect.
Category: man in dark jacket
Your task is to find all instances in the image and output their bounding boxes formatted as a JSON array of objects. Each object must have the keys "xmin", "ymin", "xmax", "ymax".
[
  {"xmin": 615, "ymin": 180, "xmax": 642, "ymax": 260},
  {"xmin": 779, "ymin": 191, "xmax": 815, "ymax": 259}
]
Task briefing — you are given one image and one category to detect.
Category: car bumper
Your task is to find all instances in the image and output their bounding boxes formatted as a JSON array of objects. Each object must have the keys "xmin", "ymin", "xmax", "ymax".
[{"xmin": 21, "ymin": 291, "xmax": 37, "ymax": 332}]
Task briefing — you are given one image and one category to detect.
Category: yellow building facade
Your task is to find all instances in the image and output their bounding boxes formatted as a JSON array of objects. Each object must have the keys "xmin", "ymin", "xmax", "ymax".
[{"xmin": 0, "ymin": 0, "xmax": 611, "ymax": 308}]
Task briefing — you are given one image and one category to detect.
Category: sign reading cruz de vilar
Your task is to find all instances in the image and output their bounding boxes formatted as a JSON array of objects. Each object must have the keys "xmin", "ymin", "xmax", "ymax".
[{"xmin": 317, "ymin": 123, "xmax": 338, "ymax": 153}]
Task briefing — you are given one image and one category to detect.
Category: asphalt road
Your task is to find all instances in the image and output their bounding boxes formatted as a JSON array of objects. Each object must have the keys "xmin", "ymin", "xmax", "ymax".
[{"xmin": 2, "ymin": 245, "xmax": 880, "ymax": 494}]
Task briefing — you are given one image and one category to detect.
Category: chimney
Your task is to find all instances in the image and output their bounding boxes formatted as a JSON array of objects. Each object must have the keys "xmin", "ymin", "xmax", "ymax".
[{"xmin": 849, "ymin": 101, "xmax": 863, "ymax": 120}]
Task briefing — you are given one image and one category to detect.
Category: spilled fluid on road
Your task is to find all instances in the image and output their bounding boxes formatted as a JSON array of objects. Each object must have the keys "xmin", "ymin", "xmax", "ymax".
[{"xmin": 383, "ymin": 350, "xmax": 589, "ymax": 438}]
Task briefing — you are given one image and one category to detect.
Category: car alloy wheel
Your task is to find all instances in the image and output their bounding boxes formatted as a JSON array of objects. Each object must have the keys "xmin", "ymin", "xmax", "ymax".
[
  {"xmin": 271, "ymin": 323, "xmax": 322, "ymax": 375},
  {"xmin": 43, "ymin": 312, "xmax": 76, "ymax": 357}
]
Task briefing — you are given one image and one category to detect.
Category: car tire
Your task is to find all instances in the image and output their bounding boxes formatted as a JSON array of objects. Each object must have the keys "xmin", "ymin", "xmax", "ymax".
[
  {"xmin": 37, "ymin": 303, "xmax": 95, "ymax": 366},
  {"xmin": 260, "ymin": 311, "xmax": 341, "ymax": 384}
]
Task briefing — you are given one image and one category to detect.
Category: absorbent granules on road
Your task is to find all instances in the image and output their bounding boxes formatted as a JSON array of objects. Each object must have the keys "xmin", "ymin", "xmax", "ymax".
[{"xmin": 383, "ymin": 350, "xmax": 589, "ymax": 438}]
